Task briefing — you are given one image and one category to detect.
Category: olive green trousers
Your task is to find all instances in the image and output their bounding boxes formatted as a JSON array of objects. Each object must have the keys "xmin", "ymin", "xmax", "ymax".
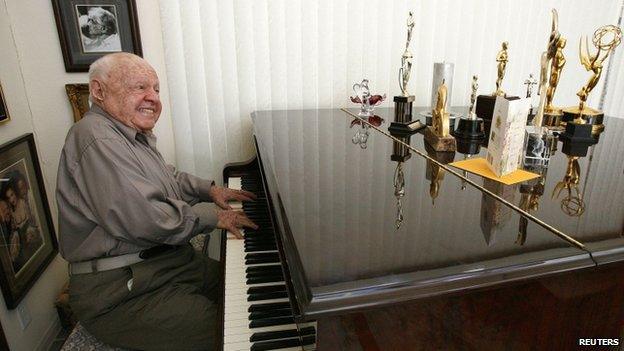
[{"xmin": 69, "ymin": 245, "xmax": 220, "ymax": 351}]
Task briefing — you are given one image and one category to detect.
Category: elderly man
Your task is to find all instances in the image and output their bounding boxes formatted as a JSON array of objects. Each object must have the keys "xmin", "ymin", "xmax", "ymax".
[{"xmin": 57, "ymin": 52, "xmax": 256, "ymax": 350}]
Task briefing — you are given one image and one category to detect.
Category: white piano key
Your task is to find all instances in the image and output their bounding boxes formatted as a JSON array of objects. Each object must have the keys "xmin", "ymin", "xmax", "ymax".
[
  {"xmin": 224, "ymin": 341, "xmax": 252, "ymax": 351},
  {"xmin": 228, "ymin": 177, "xmax": 242, "ymax": 190},
  {"xmin": 224, "ymin": 311, "xmax": 249, "ymax": 321}
]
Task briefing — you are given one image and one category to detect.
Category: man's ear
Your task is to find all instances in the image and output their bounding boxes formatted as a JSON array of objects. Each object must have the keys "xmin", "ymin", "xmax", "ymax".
[{"xmin": 90, "ymin": 79, "xmax": 105, "ymax": 102}]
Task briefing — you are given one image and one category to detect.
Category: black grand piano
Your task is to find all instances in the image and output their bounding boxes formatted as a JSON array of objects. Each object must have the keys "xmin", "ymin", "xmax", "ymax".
[{"xmin": 220, "ymin": 108, "xmax": 624, "ymax": 350}]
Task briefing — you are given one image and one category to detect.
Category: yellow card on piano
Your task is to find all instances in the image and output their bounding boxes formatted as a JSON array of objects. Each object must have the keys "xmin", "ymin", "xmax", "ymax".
[{"xmin": 449, "ymin": 157, "xmax": 540, "ymax": 185}]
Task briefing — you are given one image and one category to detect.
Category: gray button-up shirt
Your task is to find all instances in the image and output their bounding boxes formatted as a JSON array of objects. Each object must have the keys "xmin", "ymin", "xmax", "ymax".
[{"xmin": 57, "ymin": 105, "xmax": 217, "ymax": 262}]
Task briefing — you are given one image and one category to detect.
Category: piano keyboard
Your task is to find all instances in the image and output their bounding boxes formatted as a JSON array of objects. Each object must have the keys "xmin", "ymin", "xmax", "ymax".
[{"xmin": 223, "ymin": 173, "xmax": 316, "ymax": 351}]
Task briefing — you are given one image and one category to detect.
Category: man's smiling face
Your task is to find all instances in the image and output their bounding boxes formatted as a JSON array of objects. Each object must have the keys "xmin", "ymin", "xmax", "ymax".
[{"xmin": 96, "ymin": 60, "xmax": 162, "ymax": 132}]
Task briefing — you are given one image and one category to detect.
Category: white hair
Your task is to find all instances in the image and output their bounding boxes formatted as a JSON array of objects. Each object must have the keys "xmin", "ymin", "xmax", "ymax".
[{"xmin": 88, "ymin": 53, "xmax": 150, "ymax": 102}]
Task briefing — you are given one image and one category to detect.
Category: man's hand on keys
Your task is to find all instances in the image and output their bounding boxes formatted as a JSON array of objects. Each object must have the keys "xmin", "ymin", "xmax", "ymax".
[
  {"xmin": 216, "ymin": 209, "xmax": 258, "ymax": 239},
  {"xmin": 209, "ymin": 185, "xmax": 257, "ymax": 210}
]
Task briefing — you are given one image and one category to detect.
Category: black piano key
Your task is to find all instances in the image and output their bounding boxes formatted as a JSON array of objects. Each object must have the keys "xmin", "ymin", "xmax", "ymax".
[
  {"xmin": 250, "ymin": 335, "xmax": 316, "ymax": 351},
  {"xmin": 244, "ymin": 234, "xmax": 274, "ymax": 239},
  {"xmin": 244, "ymin": 233, "xmax": 275, "ymax": 240},
  {"xmin": 247, "ymin": 284, "xmax": 286, "ymax": 294},
  {"xmin": 250, "ymin": 326, "xmax": 316, "ymax": 342},
  {"xmin": 249, "ymin": 308, "xmax": 292, "ymax": 320},
  {"xmin": 247, "ymin": 275, "xmax": 284, "ymax": 285},
  {"xmin": 245, "ymin": 246, "xmax": 278, "ymax": 253},
  {"xmin": 245, "ymin": 252, "xmax": 279, "ymax": 260},
  {"xmin": 248, "ymin": 291, "xmax": 288, "ymax": 301},
  {"xmin": 244, "ymin": 242, "xmax": 276, "ymax": 249},
  {"xmin": 246, "ymin": 265, "xmax": 282, "ymax": 274},
  {"xmin": 249, "ymin": 316, "xmax": 294, "ymax": 329},
  {"xmin": 246, "ymin": 256, "xmax": 281, "ymax": 265},
  {"xmin": 244, "ymin": 242, "xmax": 275, "ymax": 248},
  {"xmin": 248, "ymin": 302, "xmax": 291, "ymax": 312},
  {"xmin": 246, "ymin": 271, "xmax": 283, "ymax": 280}
]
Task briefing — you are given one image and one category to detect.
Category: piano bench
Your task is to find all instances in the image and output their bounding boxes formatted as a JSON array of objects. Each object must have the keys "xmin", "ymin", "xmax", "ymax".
[{"xmin": 60, "ymin": 323, "xmax": 130, "ymax": 351}]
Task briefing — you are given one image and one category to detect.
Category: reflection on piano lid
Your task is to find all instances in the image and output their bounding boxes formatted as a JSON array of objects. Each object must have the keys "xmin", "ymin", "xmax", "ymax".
[{"xmin": 222, "ymin": 166, "xmax": 317, "ymax": 351}]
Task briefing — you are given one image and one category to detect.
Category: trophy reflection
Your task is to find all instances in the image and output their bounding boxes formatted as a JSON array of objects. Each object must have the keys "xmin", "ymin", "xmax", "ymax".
[
  {"xmin": 517, "ymin": 164, "xmax": 549, "ymax": 245},
  {"xmin": 480, "ymin": 179, "xmax": 516, "ymax": 246},
  {"xmin": 552, "ymin": 156, "xmax": 585, "ymax": 217},
  {"xmin": 390, "ymin": 133, "xmax": 413, "ymax": 229},
  {"xmin": 424, "ymin": 142, "xmax": 455, "ymax": 205}
]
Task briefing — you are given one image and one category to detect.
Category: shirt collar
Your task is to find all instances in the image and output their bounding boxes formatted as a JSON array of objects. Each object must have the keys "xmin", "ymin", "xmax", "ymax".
[{"xmin": 89, "ymin": 104, "xmax": 157, "ymax": 147}]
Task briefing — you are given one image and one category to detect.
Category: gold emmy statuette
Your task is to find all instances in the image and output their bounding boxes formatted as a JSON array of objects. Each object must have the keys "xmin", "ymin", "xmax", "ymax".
[
  {"xmin": 424, "ymin": 80, "xmax": 456, "ymax": 151},
  {"xmin": 562, "ymin": 24, "xmax": 622, "ymax": 134},
  {"xmin": 494, "ymin": 42, "xmax": 509, "ymax": 96},
  {"xmin": 552, "ymin": 156, "xmax": 585, "ymax": 217}
]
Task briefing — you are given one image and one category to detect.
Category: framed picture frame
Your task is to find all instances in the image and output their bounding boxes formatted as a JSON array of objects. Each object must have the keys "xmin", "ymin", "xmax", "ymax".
[
  {"xmin": 0, "ymin": 83, "xmax": 10, "ymax": 124},
  {"xmin": 52, "ymin": 0, "xmax": 142, "ymax": 72},
  {"xmin": 0, "ymin": 134, "xmax": 57, "ymax": 309},
  {"xmin": 65, "ymin": 84, "xmax": 90, "ymax": 122}
]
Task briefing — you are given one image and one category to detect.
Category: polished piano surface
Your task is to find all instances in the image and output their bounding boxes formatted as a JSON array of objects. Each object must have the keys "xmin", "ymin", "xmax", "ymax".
[{"xmin": 224, "ymin": 107, "xmax": 624, "ymax": 350}]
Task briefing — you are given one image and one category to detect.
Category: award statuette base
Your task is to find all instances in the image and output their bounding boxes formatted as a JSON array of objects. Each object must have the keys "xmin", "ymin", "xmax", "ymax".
[
  {"xmin": 457, "ymin": 138, "xmax": 482, "ymax": 155},
  {"xmin": 423, "ymin": 112, "xmax": 458, "ymax": 131},
  {"xmin": 424, "ymin": 126, "xmax": 456, "ymax": 152},
  {"xmin": 388, "ymin": 120, "xmax": 426, "ymax": 135},
  {"xmin": 452, "ymin": 117, "xmax": 485, "ymax": 140},
  {"xmin": 561, "ymin": 106, "xmax": 604, "ymax": 135},
  {"xmin": 476, "ymin": 94, "xmax": 520, "ymax": 135},
  {"xmin": 389, "ymin": 95, "xmax": 424, "ymax": 135},
  {"xmin": 559, "ymin": 122, "xmax": 596, "ymax": 157}
]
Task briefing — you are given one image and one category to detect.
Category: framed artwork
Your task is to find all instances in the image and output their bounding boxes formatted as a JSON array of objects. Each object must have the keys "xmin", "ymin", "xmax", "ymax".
[
  {"xmin": 65, "ymin": 84, "xmax": 90, "ymax": 122},
  {"xmin": 52, "ymin": 0, "xmax": 142, "ymax": 72},
  {"xmin": 0, "ymin": 83, "xmax": 10, "ymax": 124},
  {"xmin": 0, "ymin": 134, "xmax": 57, "ymax": 309}
]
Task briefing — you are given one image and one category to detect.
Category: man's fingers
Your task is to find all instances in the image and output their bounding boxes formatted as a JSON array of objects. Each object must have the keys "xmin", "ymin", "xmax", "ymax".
[
  {"xmin": 236, "ymin": 214, "xmax": 258, "ymax": 230},
  {"xmin": 228, "ymin": 226, "xmax": 244, "ymax": 240},
  {"xmin": 232, "ymin": 193, "xmax": 256, "ymax": 202},
  {"xmin": 237, "ymin": 190, "xmax": 257, "ymax": 200},
  {"xmin": 215, "ymin": 198, "xmax": 232, "ymax": 210}
]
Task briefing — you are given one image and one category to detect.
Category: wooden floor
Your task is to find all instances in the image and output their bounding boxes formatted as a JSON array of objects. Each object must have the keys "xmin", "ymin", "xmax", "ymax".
[{"xmin": 316, "ymin": 261, "xmax": 624, "ymax": 350}]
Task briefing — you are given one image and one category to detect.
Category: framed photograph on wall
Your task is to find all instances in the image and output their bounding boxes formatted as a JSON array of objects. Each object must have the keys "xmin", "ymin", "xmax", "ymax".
[
  {"xmin": 0, "ymin": 83, "xmax": 10, "ymax": 124},
  {"xmin": 0, "ymin": 134, "xmax": 57, "ymax": 309},
  {"xmin": 52, "ymin": 0, "xmax": 142, "ymax": 72},
  {"xmin": 65, "ymin": 83, "xmax": 90, "ymax": 122}
]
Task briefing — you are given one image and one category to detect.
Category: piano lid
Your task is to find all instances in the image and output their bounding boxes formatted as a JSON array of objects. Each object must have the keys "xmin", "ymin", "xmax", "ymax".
[{"xmin": 251, "ymin": 108, "xmax": 624, "ymax": 317}]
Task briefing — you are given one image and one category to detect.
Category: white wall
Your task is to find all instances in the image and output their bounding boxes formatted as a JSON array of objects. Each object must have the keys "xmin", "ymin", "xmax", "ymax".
[{"xmin": 0, "ymin": 0, "xmax": 174, "ymax": 350}]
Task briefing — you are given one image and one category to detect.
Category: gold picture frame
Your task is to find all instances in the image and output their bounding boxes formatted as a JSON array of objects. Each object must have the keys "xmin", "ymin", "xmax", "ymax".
[
  {"xmin": 0, "ymin": 82, "xmax": 11, "ymax": 124},
  {"xmin": 65, "ymin": 84, "xmax": 90, "ymax": 123}
]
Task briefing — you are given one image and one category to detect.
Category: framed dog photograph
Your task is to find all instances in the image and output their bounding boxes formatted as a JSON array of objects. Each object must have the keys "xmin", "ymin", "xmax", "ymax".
[
  {"xmin": 0, "ymin": 134, "xmax": 57, "ymax": 309},
  {"xmin": 52, "ymin": 0, "xmax": 142, "ymax": 72}
]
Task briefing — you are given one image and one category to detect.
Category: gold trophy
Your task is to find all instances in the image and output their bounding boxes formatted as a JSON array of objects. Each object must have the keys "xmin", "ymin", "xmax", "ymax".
[
  {"xmin": 389, "ymin": 12, "xmax": 425, "ymax": 134},
  {"xmin": 542, "ymin": 10, "xmax": 567, "ymax": 126},
  {"xmin": 424, "ymin": 80, "xmax": 456, "ymax": 151},
  {"xmin": 475, "ymin": 41, "xmax": 519, "ymax": 134},
  {"xmin": 562, "ymin": 25, "xmax": 622, "ymax": 135},
  {"xmin": 494, "ymin": 42, "xmax": 509, "ymax": 96}
]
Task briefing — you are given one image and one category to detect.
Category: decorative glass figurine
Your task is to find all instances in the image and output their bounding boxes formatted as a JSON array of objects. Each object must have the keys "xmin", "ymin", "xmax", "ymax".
[
  {"xmin": 522, "ymin": 126, "xmax": 555, "ymax": 166},
  {"xmin": 350, "ymin": 79, "xmax": 386, "ymax": 118}
]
